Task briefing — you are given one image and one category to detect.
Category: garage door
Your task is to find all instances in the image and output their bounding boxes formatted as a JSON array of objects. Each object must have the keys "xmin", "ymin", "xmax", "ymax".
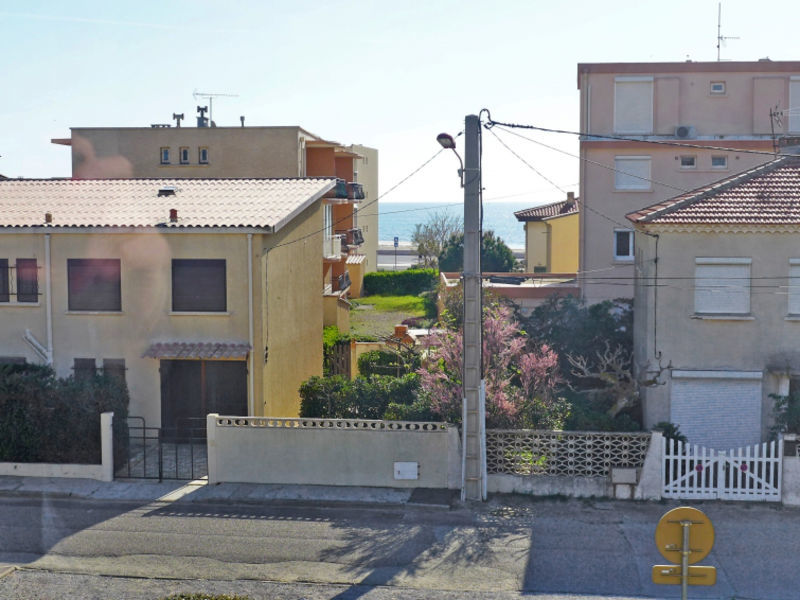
[{"xmin": 670, "ymin": 370, "xmax": 762, "ymax": 450}]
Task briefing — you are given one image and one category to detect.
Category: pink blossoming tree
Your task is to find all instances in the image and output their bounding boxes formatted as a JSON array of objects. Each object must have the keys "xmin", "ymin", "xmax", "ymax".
[{"xmin": 418, "ymin": 302, "xmax": 569, "ymax": 428}]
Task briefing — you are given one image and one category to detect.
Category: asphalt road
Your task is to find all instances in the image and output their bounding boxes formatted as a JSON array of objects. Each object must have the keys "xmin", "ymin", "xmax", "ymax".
[{"xmin": 1, "ymin": 493, "xmax": 799, "ymax": 599}]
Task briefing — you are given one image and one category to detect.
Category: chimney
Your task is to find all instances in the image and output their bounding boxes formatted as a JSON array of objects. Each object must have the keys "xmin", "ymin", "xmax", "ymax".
[
  {"xmin": 567, "ymin": 191, "xmax": 575, "ymax": 202},
  {"xmin": 394, "ymin": 324, "xmax": 409, "ymax": 339},
  {"xmin": 44, "ymin": 212, "xmax": 52, "ymax": 224},
  {"xmin": 240, "ymin": 115, "xmax": 245, "ymax": 127},
  {"xmin": 169, "ymin": 208, "xmax": 178, "ymax": 223}
]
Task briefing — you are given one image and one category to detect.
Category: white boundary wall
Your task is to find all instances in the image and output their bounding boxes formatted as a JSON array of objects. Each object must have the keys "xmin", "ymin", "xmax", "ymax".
[
  {"xmin": 0, "ymin": 412, "xmax": 114, "ymax": 482},
  {"xmin": 207, "ymin": 415, "xmax": 461, "ymax": 489}
]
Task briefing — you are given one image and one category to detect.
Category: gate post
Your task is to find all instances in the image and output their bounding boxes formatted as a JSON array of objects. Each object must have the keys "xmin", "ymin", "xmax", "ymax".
[{"xmin": 207, "ymin": 413, "xmax": 219, "ymax": 484}]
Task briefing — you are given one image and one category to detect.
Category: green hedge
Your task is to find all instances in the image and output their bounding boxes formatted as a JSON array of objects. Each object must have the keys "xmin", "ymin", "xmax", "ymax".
[
  {"xmin": 0, "ymin": 363, "xmax": 129, "ymax": 466},
  {"xmin": 299, "ymin": 373, "xmax": 420, "ymax": 420},
  {"xmin": 363, "ymin": 268, "xmax": 437, "ymax": 296}
]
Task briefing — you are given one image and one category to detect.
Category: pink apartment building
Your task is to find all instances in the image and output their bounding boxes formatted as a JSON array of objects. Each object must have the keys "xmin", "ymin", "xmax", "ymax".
[{"xmin": 578, "ymin": 60, "xmax": 800, "ymax": 303}]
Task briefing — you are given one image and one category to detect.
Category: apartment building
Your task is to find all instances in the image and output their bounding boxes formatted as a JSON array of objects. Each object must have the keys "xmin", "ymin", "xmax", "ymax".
[{"xmin": 578, "ymin": 60, "xmax": 800, "ymax": 303}]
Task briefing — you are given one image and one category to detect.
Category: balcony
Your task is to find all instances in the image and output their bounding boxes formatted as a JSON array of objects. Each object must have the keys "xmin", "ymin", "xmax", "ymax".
[
  {"xmin": 323, "ymin": 234, "xmax": 345, "ymax": 260},
  {"xmin": 333, "ymin": 270, "xmax": 352, "ymax": 292},
  {"xmin": 324, "ymin": 178, "xmax": 349, "ymax": 201},
  {"xmin": 347, "ymin": 182, "xmax": 365, "ymax": 201},
  {"xmin": 336, "ymin": 228, "xmax": 364, "ymax": 250}
]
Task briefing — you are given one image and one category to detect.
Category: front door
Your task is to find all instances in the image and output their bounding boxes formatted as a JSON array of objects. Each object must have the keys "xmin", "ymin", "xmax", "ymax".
[{"xmin": 160, "ymin": 360, "xmax": 247, "ymax": 435}]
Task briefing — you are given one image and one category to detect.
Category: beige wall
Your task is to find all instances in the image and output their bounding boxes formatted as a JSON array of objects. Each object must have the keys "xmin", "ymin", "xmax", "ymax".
[
  {"xmin": 633, "ymin": 228, "xmax": 800, "ymax": 439},
  {"xmin": 578, "ymin": 63, "xmax": 799, "ymax": 304},
  {"xmin": 71, "ymin": 127, "xmax": 303, "ymax": 179},
  {"xmin": 349, "ymin": 144, "xmax": 379, "ymax": 273},
  {"xmin": 261, "ymin": 201, "xmax": 325, "ymax": 417},
  {"xmin": 524, "ymin": 221, "xmax": 548, "ymax": 271},
  {"xmin": 207, "ymin": 415, "xmax": 461, "ymax": 489}
]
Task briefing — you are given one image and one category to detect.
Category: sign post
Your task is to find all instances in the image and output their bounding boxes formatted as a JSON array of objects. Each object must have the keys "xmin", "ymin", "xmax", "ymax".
[
  {"xmin": 393, "ymin": 236, "xmax": 398, "ymax": 270},
  {"xmin": 653, "ymin": 506, "xmax": 716, "ymax": 599}
]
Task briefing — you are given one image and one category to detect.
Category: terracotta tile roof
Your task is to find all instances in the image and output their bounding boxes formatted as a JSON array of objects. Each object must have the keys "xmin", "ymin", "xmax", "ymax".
[
  {"xmin": 143, "ymin": 342, "xmax": 251, "ymax": 360},
  {"xmin": 627, "ymin": 157, "xmax": 800, "ymax": 225},
  {"xmin": 0, "ymin": 177, "xmax": 336, "ymax": 232},
  {"xmin": 514, "ymin": 198, "xmax": 579, "ymax": 221}
]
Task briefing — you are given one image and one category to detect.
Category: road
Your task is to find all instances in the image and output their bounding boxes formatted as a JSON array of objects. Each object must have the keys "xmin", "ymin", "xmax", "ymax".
[{"xmin": 1, "ymin": 493, "xmax": 799, "ymax": 599}]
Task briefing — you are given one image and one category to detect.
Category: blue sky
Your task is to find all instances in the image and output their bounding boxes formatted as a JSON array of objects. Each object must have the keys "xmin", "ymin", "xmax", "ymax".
[{"xmin": 2, "ymin": 0, "xmax": 800, "ymax": 207}]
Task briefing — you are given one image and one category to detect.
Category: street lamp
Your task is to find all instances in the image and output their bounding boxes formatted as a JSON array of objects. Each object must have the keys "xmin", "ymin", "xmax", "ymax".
[{"xmin": 436, "ymin": 132, "xmax": 464, "ymax": 187}]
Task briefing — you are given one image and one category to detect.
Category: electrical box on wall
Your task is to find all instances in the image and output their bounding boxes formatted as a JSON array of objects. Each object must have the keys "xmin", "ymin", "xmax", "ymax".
[{"xmin": 393, "ymin": 461, "xmax": 419, "ymax": 480}]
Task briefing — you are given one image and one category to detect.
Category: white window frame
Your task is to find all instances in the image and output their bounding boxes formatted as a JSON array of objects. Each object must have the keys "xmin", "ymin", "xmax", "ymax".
[
  {"xmin": 179, "ymin": 146, "xmax": 190, "ymax": 165},
  {"xmin": 710, "ymin": 81, "xmax": 727, "ymax": 96},
  {"xmin": 198, "ymin": 147, "xmax": 209, "ymax": 164},
  {"xmin": 160, "ymin": 147, "xmax": 170, "ymax": 165},
  {"xmin": 788, "ymin": 259, "xmax": 800, "ymax": 316},
  {"xmin": 613, "ymin": 76, "xmax": 654, "ymax": 135},
  {"xmin": 614, "ymin": 156, "xmax": 652, "ymax": 191},
  {"xmin": 694, "ymin": 257, "xmax": 752, "ymax": 316},
  {"xmin": 613, "ymin": 229, "xmax": 634, "ymax": 262},
  {"xmin": 711, "ymin": 155, "xmax": 728, "ymax": 170},
  {"xmin": 679, "ymin": 155, "xmax": 697, "ymax": 169}
]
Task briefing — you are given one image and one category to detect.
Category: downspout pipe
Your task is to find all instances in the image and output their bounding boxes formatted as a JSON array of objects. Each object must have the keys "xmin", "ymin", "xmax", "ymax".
[
  {"xmin": 45, "ymin": 233, "xmax": 53, "ymax": 364},
  {"xmin": 247, "ymin": 233, "xmax": 255, "ymax": 416}
]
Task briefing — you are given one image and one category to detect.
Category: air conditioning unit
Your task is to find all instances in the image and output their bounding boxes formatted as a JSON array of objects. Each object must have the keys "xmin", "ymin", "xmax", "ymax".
[{"xmin": 675, "ymin": 125, "xmax": 696, "ymax": 139}]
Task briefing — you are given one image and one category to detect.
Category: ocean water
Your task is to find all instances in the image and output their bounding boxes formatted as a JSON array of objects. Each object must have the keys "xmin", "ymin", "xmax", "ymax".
[{"xmin": 378, "ymin": 201, "xmax": 529, "ymax": 249}]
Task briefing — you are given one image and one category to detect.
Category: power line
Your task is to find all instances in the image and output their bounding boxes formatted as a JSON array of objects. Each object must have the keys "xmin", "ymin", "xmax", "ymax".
[
  {"xmin": 485, "ymin": 118, "xmax": 797, "ymax": 157},
  {"xmin": 485, "ymin": 126, "xmax": 566, "ymax": 194}
]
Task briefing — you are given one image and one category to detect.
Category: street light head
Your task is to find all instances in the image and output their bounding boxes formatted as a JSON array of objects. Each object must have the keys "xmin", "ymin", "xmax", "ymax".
[{"xmin": 436, "ymin": 133, "xmax": 456, "ymax": 150}]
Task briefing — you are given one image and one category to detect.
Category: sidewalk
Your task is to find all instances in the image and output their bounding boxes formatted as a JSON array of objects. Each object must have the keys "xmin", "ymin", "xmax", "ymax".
[{"xmin": 0, "ymin": 475, "xmax": 454, "ymax": 508}]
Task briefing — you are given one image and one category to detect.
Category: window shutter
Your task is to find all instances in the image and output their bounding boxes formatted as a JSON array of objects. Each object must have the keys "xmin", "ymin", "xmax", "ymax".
[
  {"xmin": 16, "ymin": 258, "xmax": 38, "ymax": 303},
  {"xmin": 614, "ymin": 157, "xmax": 651, "ymax": 190},
  {"xmin": 789, "ymin": 262, "xmax": 800, "ymax": 315},
  {"xmin": 67, "ymin": 259, "xmax": 121, "ymax": 311},
  {"xmin": 695, "ymin": 260, "xmax": 751, "ymax": 314},
  {"xmin": 0, "ymin": 259, "xmax": 8, "ymax": 303},
  {"xmin": 172, "ymin": 259, "xmax": 226, "ymax": 312},
  {"xmin": 614, "ymin": 78, "xmax": 653, "ymax": 134}
]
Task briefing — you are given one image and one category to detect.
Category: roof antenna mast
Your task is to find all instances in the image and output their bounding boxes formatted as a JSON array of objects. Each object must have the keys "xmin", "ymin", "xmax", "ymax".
[
  {"xmin": 192, "ymin": 90, "xmax": 239, "ymax": 125},
  {"xmin": 716, "ymin": 2, "xmax": 739, "ymax": 61}
]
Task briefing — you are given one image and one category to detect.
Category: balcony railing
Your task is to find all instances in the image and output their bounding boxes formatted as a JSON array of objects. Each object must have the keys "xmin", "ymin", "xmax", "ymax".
[
  {"xmin": 334, "ymin": 270, "xmax": 352, "ymax": 292},
  {"xmin": 335, "ymin": 228, "xmax": 365, "ymax": 249},
  {"xmin": 323, "ymin": 234, "xmax": 345, "ymax": 260},
  {"xmin": 347, "ymin": 182, "xmax": 365, "ymax": 201},
  {"xmin": 324, "ymin": 178, "xmax": 348, "ymax": 200}
]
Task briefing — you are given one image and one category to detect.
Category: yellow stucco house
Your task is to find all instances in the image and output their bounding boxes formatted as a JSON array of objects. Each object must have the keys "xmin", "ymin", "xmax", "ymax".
[
  {"xmin": 514, "ymin": 192, "xmax": 579, "ymax": 273},
  {"xmin": 0, "ymin": 176, "xmax": 337, "ymax": 428}
]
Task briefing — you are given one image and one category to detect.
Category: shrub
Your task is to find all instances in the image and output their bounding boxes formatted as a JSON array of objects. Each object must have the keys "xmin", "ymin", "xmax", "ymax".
[
  {"xmin": 363, "ymin": 268, "xmax": 437, "ymax": 296},
  {"xmin": 357, "ymin": 348, "xmax": 420, "ymax": 378},
  {"xmin": 299, "ymin": 373, "xmax": 420, "ymax": 420},
  {"xmin": 0, "ymin": 363, "xmax": 129, "ymax": 465}
]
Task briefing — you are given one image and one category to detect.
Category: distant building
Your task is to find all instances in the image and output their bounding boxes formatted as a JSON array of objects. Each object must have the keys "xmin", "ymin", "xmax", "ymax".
[
  {"xmin": 578, "ymin": 60, "xmax": 800, "ymax": 303},
  {"xmin": 514, "ymin": 192, "xmax": 579, "ymax": 274}
]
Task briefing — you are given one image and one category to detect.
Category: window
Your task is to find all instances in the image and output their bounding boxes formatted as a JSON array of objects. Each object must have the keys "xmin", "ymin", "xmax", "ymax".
[
  {"xmin": 790, "ymin": 77, "xmax": 800, "ymax": 133},
  {"xmin": 73, "ymin": 358, "xmax": 97, "ymax": 382},
  {"xmin": 179, "ymin": 146, "xmax": 190, "ymax": 164},
  {"xmin": 614, "ymin": 156, "xmax": 651, "ymax": 190},
  {"xmin": 67, "ymin": 259, "xmax": 121, "ymax": 311},
  {"xmin": 789, "ymin": 259, "xmax": 800, "ymax": 315},
  {"xmin": 198, "ymin": 147, "xmax": 209, "ymax": 164},
  {"xmin": 614, "ymin": 76, "xmax": 654, "ymax": 134},
  {"xmin": 679, "ymin": 155, "xmax": 697, "ymax": 169},
  {"xmin": 160, "ymin": 147, "xmax": 171, "ymax": 164},
  {"xmin": 710, "ymin": 81, "xmax": 726, "ymax": 95},
  {"xmin": 694, "ymin": 258, "xmax": 751, "ymax": 315},
  {"xmin": 0, "ymin": 258, "xmax": 39, "ymax": 303},
  {"xmin": 613, "ymin": 229, "xmax": 634, "ymax": 261},
  {"xmin": 16, "ymin": 259, "xmax": 38, "ymax": 302},
  {"xmin": 102, "ymin": 358, "xmax": 126, "ymax": 383},
  {"xmin": 711, "ymin": 155, "xmax": 728, "ymax": 169},
  {"xmin": 0, "ymin": 259, "xmax": 8, "ymax": 303},
  {"xmin": 172, "ymin": 259, "xmax": 226, "ymax": 312}
]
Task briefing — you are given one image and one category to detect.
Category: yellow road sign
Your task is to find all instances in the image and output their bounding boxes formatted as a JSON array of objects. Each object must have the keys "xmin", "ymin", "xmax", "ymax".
[
  {"xmin": 652, "ymin": 565, "xmax": 717, "ymax": 586},
  {"xmin": 654, "ymin": 506, "xmax": 715, "ymax": 564}
]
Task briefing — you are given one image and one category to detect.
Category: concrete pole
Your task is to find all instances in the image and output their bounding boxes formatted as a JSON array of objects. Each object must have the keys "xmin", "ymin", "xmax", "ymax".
[{"xmin": 462, "ymin": 114, "xmax": 484, "ymax": 501}]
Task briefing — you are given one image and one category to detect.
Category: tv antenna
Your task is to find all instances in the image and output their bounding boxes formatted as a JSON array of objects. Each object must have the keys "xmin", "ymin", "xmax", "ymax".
[
  {"xmin": 716, "ymin": 2, "xmax": 739, "ymax": 61},
  {"xmin": 192, "ymin": 90, "xmax": 239, "ymax": 124}
]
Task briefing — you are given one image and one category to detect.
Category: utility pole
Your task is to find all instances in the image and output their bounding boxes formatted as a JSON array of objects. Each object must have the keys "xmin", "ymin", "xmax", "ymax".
[{"xmin": 462, "ymin": 114, "xmax": 485, "ymax": 501}]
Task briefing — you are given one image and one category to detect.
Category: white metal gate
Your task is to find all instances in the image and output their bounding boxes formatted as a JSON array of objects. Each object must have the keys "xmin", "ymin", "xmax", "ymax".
[{"xmin": 662, "ymin": 437, "xmax": 782, "ymax": 502}]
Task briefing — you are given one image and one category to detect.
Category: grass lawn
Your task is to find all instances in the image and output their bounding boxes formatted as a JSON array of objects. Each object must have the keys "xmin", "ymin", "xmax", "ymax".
[{"xmin": 349, "ymin": 295, "xmax": 429, "ymax": 338}]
